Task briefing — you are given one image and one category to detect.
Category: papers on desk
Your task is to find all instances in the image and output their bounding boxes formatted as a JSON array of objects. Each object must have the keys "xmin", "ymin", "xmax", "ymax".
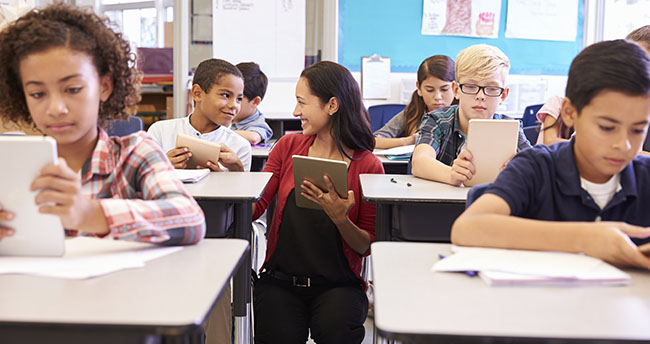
[
  {"xmin": 432, "ymin": 246, "xmax": 630, "ymax": 286},
  {"xmin": 173, "ymin": 168, "xmax": 210, "ymax": 183},
  {"xmin": 0, "ymin": 237, "xmax": 182, "ymax": 279},
  {"xmin": 373, "ymin": 145, "xmax": 415, "ymax": 160}
]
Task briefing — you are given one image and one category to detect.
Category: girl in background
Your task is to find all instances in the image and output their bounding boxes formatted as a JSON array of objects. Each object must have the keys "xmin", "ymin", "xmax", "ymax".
[{"xmin": 374, "ymin": 55, "xmax": 456, "ymax": 149}]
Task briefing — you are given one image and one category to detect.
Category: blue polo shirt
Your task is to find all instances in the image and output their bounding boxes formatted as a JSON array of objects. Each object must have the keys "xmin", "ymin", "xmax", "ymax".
[{"xmin": 486, "ymin": 139, "xmax": 650, "ymax": 245}]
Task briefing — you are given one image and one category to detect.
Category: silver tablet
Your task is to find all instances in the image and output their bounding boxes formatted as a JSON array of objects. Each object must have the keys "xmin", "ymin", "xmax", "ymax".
[
  {"xmin": 465, "ymin": 119, "xmax": 519, "ymax": 186},
  {"xmin": 175, "ymin": 133, "xmax": 221, "ymax": 169},
  {"xmin": 0, "ymin": 135, "xmax": 65, "ymax": 256},
  {"xmin": 292, "ymin": 155, "xmax": 348, "ymax": 210}
]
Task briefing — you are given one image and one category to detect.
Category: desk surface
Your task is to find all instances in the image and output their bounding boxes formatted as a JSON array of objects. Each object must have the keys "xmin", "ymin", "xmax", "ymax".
[
  {"xmin": 360, "ymin": 174, "xmax": 469, "ymax": 203},
  {"xmin": 183, "ymin": 172, "xmax": 272, "ymax": 201},
  {"xmin": 371, "ymin": 242, "xmax": 650, "ymax": 342},
  {"xmin": 0, "ymin": 239, "xmax": 247, "ymax": 332}
]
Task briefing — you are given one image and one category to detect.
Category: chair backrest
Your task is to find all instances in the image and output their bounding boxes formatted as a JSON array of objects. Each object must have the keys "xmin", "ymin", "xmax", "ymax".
[
  {"xmin": 523, "ymin": 124, "xmax": 540, "ymax": 145},
  {"xmin": 466, "ymin": 182, "xmax": 492, "ymax": 208},
  {"xmin": 522, "ymin": 104, "xmax": 543, "ymax": 127},
  {"xmin": 368, "ymin": 104, "xmax": 406, "ymax": 132},
  {"xmin": 106, "ymin": 116, "xmax": 143, "ymax": 137}
]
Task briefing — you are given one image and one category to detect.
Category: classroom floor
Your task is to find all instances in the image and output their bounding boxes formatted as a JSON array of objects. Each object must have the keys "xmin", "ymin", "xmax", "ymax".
[{"xmin": 306, "ymin": 317, "xmax": 374, "ymax": 344}]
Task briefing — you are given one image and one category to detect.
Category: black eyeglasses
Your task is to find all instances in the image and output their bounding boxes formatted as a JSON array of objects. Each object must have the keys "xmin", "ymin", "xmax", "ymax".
[{"xmin": 458, "ymin": 84, "xmax": 505, "ymax": 97}]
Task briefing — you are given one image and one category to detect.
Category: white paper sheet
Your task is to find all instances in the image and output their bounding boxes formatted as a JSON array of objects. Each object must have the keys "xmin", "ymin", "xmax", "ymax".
[
  {"xmin": 0, "ymin": 237, "xmax": 182, "ymax": 279},
  {"xmin": 432, "ymin": 246, "xmax": 630, "ymax": 286},
  {"xmin": 373, "ymin": 145, "xmax": 415, "ymax": 156},
  {"xmin": 505, "ymin": 0, "xmax": 578, "ymax": 41},
  {"xmin": 422, "ymin": 0, "xmax": 501, "ymax": 38},
  {"xmin": 362, "ymin": 56, "xmax": 391, "ymax": 99}
]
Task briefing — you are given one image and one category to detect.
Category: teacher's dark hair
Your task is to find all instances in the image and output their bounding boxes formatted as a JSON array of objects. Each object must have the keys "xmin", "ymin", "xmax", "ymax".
[{"xmin": 300, "ymin": 61, "xmax": 375, "ymax": 158}]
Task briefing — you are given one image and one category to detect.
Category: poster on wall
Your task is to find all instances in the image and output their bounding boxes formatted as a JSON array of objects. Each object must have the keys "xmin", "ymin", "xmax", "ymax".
[
  {"xmin": 505, "ymin": 0, "xmax": 578, "ymax": 41},
  {"xmin": 0, "ymin": 0, "xmax": 34, "ymax": 30},
  {"xmin": 421, "ymin": 0, "xmax": 501, "ymax": 38}
]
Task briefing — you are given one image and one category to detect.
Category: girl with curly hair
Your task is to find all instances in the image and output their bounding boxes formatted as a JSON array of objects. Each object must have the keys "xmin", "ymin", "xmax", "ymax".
[{"xmin": 0, "ymin": 4, "xmax": 205, "ymax": 245}]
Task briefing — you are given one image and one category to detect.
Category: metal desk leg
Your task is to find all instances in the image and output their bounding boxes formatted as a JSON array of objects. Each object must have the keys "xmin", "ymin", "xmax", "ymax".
[
  {"xmin": 234, "ymin": 203, "xmax": 252, "ymax": 344},
  {"xmin": 376, "ymin": 204, "xmax": 392, "ymax": 241}
]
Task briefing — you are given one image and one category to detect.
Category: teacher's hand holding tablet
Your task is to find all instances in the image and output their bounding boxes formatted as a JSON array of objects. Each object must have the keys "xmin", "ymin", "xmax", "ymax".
[{"xmin": 300, "ymin": 174, "xmax": 354, "ymax": 225}]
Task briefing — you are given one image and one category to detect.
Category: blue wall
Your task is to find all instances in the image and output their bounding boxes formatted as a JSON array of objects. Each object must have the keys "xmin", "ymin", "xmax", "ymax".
[{"xmin": 338, "ymin": 0, "xmax": 584, "ymax": 75}]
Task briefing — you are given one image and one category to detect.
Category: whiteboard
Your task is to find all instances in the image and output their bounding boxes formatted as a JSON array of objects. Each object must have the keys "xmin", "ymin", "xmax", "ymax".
[{"xmin": 213, "ymin": 0, "xmax": 305, "ymax": 78}]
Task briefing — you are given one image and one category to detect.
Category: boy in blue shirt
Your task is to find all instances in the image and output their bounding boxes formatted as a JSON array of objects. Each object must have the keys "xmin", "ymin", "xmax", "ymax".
[
  {"xmin": 452, "ymin": 40, "xmax": 650, "ymax": 269},
  {"xmin": 412, "ymin": 44, "xmax": 531, "ymax": 186},
  {"xmin": 231, "ymin": 62, "xmax": 273, "ymax": 144}
]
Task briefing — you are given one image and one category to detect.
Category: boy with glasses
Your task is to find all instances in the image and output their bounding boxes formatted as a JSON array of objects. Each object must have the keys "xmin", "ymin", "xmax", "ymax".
[{"xmin": 412, "ymin": 44, "xmax": 531, "ymax": 185}]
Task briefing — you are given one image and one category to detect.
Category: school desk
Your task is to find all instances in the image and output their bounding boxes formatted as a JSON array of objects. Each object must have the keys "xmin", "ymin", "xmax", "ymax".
[
  {"xmin": 0, "ymin": 238, "xmax": 248, "ymax": 344},
  {"xmin": 183, "ymin": 172, "xmax": 272, "ymax": 344},
  {"xmin": 375, "ymin": 154, "xmax": 409, "ymax": 174},
  {"xmin": 371, "ymin": 242, "xmax": 650, "ymax": 343},
  {"xmin": 264, "ymin": 112, "xmax": 301, "ymax": 139},
  {"xmin": 360, "ymin": 174, "xmax": 468, "ymax": 241}
]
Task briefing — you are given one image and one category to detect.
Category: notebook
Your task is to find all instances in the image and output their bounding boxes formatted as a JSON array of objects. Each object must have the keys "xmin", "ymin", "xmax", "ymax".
[{"xmin": 173, "ymin": 168, "xmax": 210, "ymax": 183}]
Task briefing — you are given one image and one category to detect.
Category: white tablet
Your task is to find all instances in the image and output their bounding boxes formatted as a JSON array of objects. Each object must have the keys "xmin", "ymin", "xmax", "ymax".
[
  {"xmin": 292, "ymin": 155, "xmax": 348, "ymax": 210},
  {"xmin": 0, "ymin": 135, "xmax": 65, "ymax": 256},
  {"xmin": 175, "ymin": 133, "xmax": 221, "ymax": 169},
  {"xmin": 465, "ymin": 119, "xmax": 519, "ymax": 187}
]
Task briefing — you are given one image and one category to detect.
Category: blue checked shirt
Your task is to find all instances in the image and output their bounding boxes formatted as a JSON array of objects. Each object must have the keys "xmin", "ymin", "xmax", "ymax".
[{"xmin": 415, "ymin": 105, "xmax": 531, "ymax": 166}]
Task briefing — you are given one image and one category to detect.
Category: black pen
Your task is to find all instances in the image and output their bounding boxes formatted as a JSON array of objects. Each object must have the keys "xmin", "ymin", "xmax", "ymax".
[{"xmin": 390, "ymin": 177, "xmax": 412, "ymax": 187}]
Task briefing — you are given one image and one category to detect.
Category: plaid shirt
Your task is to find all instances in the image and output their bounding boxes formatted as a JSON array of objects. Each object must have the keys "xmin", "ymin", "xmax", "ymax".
[
  {"xmin": 66, "ymin": 128, "xmax": 205, "ymax": 245},
  {"xmin": 416, "ymin": 105, "xmax": 531, "ymax": 166}
]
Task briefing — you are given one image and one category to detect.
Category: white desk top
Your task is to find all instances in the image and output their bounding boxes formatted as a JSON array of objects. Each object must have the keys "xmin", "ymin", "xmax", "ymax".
[
  {"xmin": 251, "ymin": 139, "xmax": 276, "ymax": 158},
  {"xmin": 264, "ymin": 112, "xmax": 298, "ymax": 120},
  {"xmin": 371, "ymin": 242, "xmax": 650, "ymax": 342},
  {"xmin": 0, "ymin": 239, "xmax": 248, "ymax": 329},
  {"xmin": 360, "ymin": 174, "xmax": 469, "ymax": 203},
  {"xmin": 183, "ymin": 172, "xmax": 272, "ymax": 201}
]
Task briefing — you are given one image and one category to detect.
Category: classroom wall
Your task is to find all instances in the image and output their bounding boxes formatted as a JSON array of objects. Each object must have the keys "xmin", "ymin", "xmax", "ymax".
[{"xmin": 339, "ymin": 0, "xmax": 581, "ymax": 116}]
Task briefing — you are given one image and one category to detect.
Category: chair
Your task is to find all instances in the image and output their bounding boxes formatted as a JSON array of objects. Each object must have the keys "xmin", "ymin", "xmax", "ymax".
[
  {"xmin": 466, "ymin": 182, "xmax": 492, "ymax": 208},
  {"xmin": 368, "ymin": 104, "xmax": 406, "ymax": 132},
  {"xmin": 523, "ymin": 124, "xmax": 540, "ymax": 144},
  {"xmin": 521, "ymin": 104, "xmax": 543, "ymax": 127},
  {"xmin": 106, "ymin": 116, "xmax": 143, "ymax": 137}
]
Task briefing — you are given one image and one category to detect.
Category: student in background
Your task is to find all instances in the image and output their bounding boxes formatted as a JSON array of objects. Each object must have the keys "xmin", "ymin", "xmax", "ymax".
[
  {"xmin": 147, "ymin": 58, "xmax": 252, "ymax": 172},
  {"xmin": 412, "ymin": 44, "xmax": 531, "ymax": 186},
  {"xmin": 537, "ymin": 25, "xmax": 650, "ymax": 146},
  {"xmin": 0, "ymin": 4, "xmax": 205, "ymax": 244},
  {"xmin": 374, "ymin": 55, "xmax": 456, "ymax": 149},
  {"xmin": 252, "ymin": 61, "xmax": 384, "ymax": 344},
  {"xmin": 232, "ymin": 62, "xmax": 273, "ymax": 144},
  {"xmin": 452, "ymin": 40, "xmax": 650, "ymax": 268}
]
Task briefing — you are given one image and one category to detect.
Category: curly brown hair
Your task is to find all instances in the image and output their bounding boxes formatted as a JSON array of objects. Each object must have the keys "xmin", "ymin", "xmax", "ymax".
[{"xmin": 0, "ymin": 3, "xmax": 140, "ymax": 128}]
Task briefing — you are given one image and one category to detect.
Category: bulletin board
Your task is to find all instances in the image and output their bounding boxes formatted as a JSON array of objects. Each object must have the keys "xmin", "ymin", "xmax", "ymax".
[{"xmin": 338, "ymin": 0, "xmax": 584, "ymax": 76}]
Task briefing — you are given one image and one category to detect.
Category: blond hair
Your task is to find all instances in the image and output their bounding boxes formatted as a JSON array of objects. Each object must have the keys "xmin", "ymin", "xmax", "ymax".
[{"xmin": 455, "ymin": 44, "xmax": 510, "ymax": 84}]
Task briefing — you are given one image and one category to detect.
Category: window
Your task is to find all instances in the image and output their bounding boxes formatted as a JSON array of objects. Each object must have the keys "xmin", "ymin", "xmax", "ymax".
[{"xmin": 100, "ymin": 0, "xmax": 173, "ymax": 48}]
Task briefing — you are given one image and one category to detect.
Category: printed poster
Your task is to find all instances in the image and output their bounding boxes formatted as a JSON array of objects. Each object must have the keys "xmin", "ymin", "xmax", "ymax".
[
  {"xmin": 505, "ymin": 0, "xmax": 578, "ymax": 41},
  {"xmin": 422, "ymin": 0, "xmax": 501, "ymax": 38}
]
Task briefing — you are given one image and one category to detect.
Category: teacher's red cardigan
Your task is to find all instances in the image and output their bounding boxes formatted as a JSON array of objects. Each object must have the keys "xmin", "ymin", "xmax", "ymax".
[{"xmin": 253, "ymin": 133, "xmax": 384, "ymax": 282}]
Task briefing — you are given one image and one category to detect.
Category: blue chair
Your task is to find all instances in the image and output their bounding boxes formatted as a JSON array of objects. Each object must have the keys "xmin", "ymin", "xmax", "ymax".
[
  {"xmin": 106, "ymin": 116, "xmax": 143, "ymax": 137},
  {"xmin": 368, "ymin": 104, "xmax": 406, "ymax": 132},
  {"xmin": 521, "ymin": 104, "xmax": 543, "ymax": 127},
  {"xmin": 523, "ymin": 124, "xmax": 540, "ymax": 145},
  {"xmin": 466, "ymin": 183, "xmax": 492, "ymax": 208}
]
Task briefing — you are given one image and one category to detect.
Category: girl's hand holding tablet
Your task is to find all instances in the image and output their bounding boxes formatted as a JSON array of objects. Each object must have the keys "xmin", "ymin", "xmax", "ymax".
[{"xmin": 30, "ymin": 158, "xmax": 108, "ymax": 234}]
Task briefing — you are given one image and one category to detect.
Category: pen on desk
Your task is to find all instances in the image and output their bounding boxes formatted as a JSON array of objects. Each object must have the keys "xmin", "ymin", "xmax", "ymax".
[
  {"xmin": 438, "ymin": 254, "xmax": 477, "ymax": 277},
  {"xmin": 390, "ymin": 177, "xmax": 412, "ymax": 187}
]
